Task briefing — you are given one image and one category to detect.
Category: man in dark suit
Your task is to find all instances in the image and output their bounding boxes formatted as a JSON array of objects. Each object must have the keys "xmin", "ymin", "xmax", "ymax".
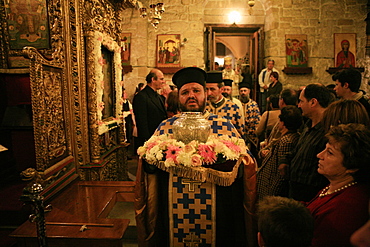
[
  {"xmin": 133, "ymin": 68, "xmax": 167, "ymax": 151},
  {"xmin": 133, "ymin": 69, "xmax": 168, "ymax": 245}
]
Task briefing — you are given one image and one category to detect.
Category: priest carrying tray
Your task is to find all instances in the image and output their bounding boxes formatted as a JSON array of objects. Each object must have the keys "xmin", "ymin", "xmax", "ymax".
[{"xmin": 134, "ymin": 67, "xmax": 257, "ymax": 247}]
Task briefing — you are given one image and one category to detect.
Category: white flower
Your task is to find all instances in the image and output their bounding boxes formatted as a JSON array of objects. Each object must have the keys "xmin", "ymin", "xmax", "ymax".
[
  {"xmin": 223, "ymin": 148, "xmax": 239, "ymax": 160},
  {"xmin": 145, "ymin": 152, "xmax": 156, "ymax": 163},
  {"xmin": 213, "ymin": 141, "xmax": 227, "ymax": 154},
  {"xmin": 184, "ymin": 140, "xmax": 198, "ymax": 154},
  {"xmin": 155, "ymin": 151, "xmax": 164, "ymax": 161},
  {"xmin": 177, "ymin": 151, "xmax": 192, "ymax": 167},
  {"xmin": 164, "ymin": 158, "xmax": 176, "ymax": 167},
  {"xmin": 139, "ymin": 134, "xmax": 245, "ymax": 167},
  {"xmin": 137, "ymin": 146, "xmax": 146, "ymax": 156}
]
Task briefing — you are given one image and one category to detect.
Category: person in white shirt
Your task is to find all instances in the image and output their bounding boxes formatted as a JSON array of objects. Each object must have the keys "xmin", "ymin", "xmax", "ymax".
[{"xmin": 258, "ymin": 60, "xmax": 279, "ymax": 113}]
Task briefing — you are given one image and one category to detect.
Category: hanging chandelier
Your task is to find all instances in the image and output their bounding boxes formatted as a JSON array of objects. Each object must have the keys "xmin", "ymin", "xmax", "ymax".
[
  {"xmin": 247, "ymin": 0, "xmax": 255, "ymax": 14},
  {"xmin": 137, "ymin": 1, "xmax": 165, "ymax": 29}
]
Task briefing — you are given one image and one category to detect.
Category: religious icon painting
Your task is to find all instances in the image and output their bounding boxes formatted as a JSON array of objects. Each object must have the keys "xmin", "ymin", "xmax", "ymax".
[
  {"xmin": 334, "ymin": 33, "xmax": 356, "ymax": 68},
  {"xmin": 156, "ymin": 34, "xmax": 181, "ymax": 68},
  {"xmin": 4, "ymin": 0, "xmax": 51, "ymax": 50},
  {"xmin": 120, "ymin": 33, "xmax": 131, "ymax": 66},
  {"xmin": 285, "ymin": 34, "xmax": 308, "ymax": 67}
]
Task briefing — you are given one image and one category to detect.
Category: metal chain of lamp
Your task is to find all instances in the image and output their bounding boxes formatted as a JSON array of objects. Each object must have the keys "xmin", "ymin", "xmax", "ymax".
[{"xmin": 137, "ymin": 1, "xmax": 165, "ymax": 29}]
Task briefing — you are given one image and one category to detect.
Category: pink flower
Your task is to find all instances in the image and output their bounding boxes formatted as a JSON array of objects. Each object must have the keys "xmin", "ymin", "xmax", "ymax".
[
  {"xmin": 146, "ymin": 141, "xmax": 158, "ymax": 151},
  {"xmin": 184, "ymin": 141, "xmax": 197, "ymax": 153},
  {"xmin": 198, "ymin": 144, "xmax": 216, "ymax": 164},
  {"xmin": 165, "ymin": 145, "xmax": 182, "ymax": 164},
  {"xmin": 221, "ymin": 140, "xmax": 241, "ymax": 153},
  {"xmin": 98, "ymin": 57, "xmax": 105, "ymax": 65},
  {"xmin": 191, "ymin": 154, "xmax": 202, "ymax": 167},
  {"xmin": 98, "ymin": 102, "xmax": 105, "ymax": 110}
]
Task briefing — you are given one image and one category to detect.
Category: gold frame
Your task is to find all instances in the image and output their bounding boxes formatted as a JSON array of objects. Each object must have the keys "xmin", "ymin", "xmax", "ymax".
[
  {"xmin": 85, "ymin": 31, "xmax": 123, "ymax": 136},
  {"xmin": 2, "ymin": 0, "xmax": 128, "ymax": 190}
]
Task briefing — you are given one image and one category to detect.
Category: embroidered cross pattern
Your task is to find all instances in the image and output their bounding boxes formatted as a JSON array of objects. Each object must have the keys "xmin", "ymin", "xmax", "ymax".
[{"xmin": 171, "ymin": 175, "xmax": 215, "ymax": 246}]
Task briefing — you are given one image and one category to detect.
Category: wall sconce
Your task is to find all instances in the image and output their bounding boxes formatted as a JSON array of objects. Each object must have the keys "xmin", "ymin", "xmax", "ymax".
[
  {"xmin": 136, "ymin": 1, "xmax": 165, "ymax": 29},
  {"xmin": 180, "ymin": 38, "xmax": 188, "ymax": 47}
]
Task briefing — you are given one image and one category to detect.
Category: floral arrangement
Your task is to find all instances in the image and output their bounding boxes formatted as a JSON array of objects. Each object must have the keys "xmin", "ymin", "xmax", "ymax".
[
  {"xmin": 92, "ymin": 31, "xmax": 124, "ymax": 135},
  {"xmin": 137, "ymin": 134, "xmax": 247, "ymax": 168}
]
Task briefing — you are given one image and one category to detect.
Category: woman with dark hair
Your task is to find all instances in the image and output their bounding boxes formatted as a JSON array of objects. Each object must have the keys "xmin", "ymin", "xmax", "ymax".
[
  {"xmin": 257, "ymin": 105, "xmax": 303, "ymax": 201},
  {"xmin": 266, "ymin": 71, "xmax": 282, "ymax": 99},
  {"xmin": 321, "ymin": 99, "xmax": 370, "ymax": 132},
  {"xmin": 306, "ymin": 123, "xmax": 370, "ymax": 247},
  {"xmin": 134, "ymin": 82, "xmax": 145, "ymax": 95}
]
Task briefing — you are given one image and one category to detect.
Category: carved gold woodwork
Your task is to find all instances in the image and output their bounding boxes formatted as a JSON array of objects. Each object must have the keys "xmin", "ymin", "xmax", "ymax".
[
  {"xmin": 22, "ymin": 47, "xmax": 71, "ymax": 170},
  {"xmin": 85, "ymin": 30, "xmax": 126, "ymax": 163},
  {"xmin": 21, "ymin": 46, "xmax": 79, "ymax": 199},
  {"xmin": 2, "ymin": 0, "xmax": 128, "ymax": 186},
  {"xmin": 80, "ymin": 147, "xmax": 128, "ymax": 181},
  {"xmin": 0, "ymin": 1, "xmax": 7, "ymax": 68},
  {"xmin": 69, "ymin": 0, "xmax": 91, "ymax": 168},
  {"xmin": 20, "ymin": 167, "xmax": 67, "ymax": 188},
  {"xmin": 83, "ymin": 0, "xmax": 127, "ymax": 167},
  {"xmin": 83, "ymin": 0, "xmax": 122, "ymax": 41},
  {"xmin": 108, "ymin": 0, "xmax": 137, "ymax": 10}
]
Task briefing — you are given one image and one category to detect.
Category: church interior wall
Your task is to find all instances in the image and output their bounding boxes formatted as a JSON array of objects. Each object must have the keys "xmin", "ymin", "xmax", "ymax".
[
  {"xmin": 120, "ymin": 0, "xmax": 368, "ymax": 100},
  {"xmin": 119, "ymin": 0, "xmax": 266, "ymax": 101},
  {"xmin": 263, "ymin": 0, "xmax": 368, "ymax": 90}
]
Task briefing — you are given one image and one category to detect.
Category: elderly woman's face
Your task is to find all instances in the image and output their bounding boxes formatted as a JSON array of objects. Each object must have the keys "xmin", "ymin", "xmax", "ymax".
[{"xmin": 317, "ymin": 141, "xmax": 348, "ymax": 180}]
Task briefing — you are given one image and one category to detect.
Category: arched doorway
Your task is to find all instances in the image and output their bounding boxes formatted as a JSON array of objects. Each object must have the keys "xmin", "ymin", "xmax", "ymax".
[{"xmin": 204, "ymin": 24, "xmax": 264, "ymax": 102}]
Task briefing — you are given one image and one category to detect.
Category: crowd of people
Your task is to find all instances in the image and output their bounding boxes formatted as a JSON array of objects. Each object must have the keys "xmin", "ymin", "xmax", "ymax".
[{"xmin": 128, "ymin": 63, "xmax": 369, "ymax": 247}]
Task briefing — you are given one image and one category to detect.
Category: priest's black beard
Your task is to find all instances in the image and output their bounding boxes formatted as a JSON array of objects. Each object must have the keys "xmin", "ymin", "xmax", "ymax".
[
  {"xmin": 222, "ymin": 92, "xmax": 232, "ymax": 100},
  {"xmin": 239, "ymin": 95, "xmax": 250, "ymax": 103},
  {"xmin": 179, "ymin": 100, "xmax": 206, "ymax": 113}
]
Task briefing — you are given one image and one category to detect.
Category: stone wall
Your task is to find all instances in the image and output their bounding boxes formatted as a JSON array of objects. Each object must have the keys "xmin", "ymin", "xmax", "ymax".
[
  {"xmin": 119, "ymin": 0, "xmax": 368, "ymax": 100},
  {"xmin": 119, "ymin": 0, "xmax": 209, "ymax": 101},
  {"xmin": 263, "ymin": 0, "xmax": 368, "ymax": 89}
]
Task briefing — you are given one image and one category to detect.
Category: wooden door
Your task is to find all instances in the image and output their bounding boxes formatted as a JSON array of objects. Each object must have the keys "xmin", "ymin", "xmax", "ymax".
[
  {"xmin": 204, "ymin": 26, "xmax": 216, "ymax": 71},
  {"xmin": 251, "ymin": 29, "xmax": 263, "ymax": 102}
]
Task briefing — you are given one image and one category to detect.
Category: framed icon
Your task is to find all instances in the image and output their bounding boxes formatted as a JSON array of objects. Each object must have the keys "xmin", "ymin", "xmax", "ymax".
[
  {"xmin": 156, "ymin": 34, "xmax": 181, "ymax": 68},
  {"xmin": 334, "ymin": 33, "xmax": 356, "ymax": 68},
  {"xmin": 285, "ymin": 34, "xmax": 308, "ymax": 67}
]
